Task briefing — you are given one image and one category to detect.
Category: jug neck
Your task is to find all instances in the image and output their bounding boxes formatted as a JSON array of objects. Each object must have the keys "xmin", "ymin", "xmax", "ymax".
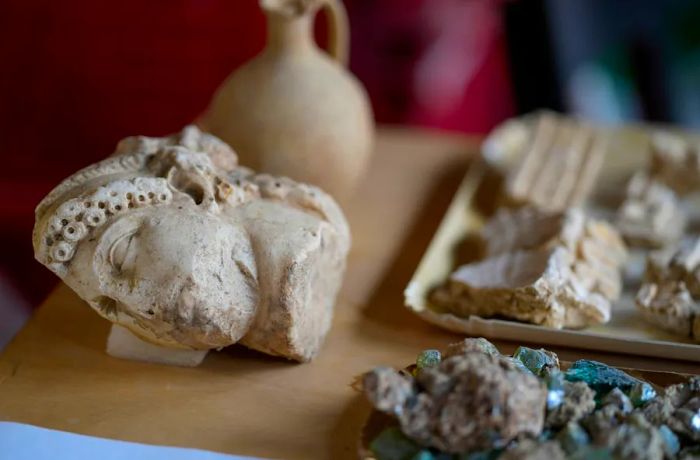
[{"xmin": 265, "ymin": 12, "xmax": 315, "ymax": 54}]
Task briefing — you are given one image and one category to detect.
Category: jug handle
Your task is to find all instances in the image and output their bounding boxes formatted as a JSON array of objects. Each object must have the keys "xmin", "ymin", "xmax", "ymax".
[{"xmin": 320, "ymin": 0, "xmax": 349, "ymax": 67}]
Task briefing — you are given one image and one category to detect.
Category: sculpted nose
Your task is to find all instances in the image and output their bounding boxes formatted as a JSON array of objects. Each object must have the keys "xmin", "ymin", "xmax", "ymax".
[
  {"xmin": 179, "ymin": 285, "xmax": 197, "ymax": 309},
  {"xmin": 176, "ymin": 275, "xmax": 221, "ymax": 314},
  {"xmin": 176, "ymin": 279, "xmax": 201, "ymax": 321}
]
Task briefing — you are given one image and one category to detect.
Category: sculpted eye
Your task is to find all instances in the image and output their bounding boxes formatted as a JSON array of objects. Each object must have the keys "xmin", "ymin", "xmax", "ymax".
[
  {"xmin": 94, "ymin": 215, "xmax": 144, "ymax": 280},
  {"xmin": 109, "ymin": 231, "xmax": 138, "ymax": 273}
]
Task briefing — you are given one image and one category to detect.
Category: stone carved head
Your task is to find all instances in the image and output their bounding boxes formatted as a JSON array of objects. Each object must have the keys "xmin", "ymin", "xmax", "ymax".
[{"xmin": 33, "ymin": 126, "xmax": 350, "ymax": 362}]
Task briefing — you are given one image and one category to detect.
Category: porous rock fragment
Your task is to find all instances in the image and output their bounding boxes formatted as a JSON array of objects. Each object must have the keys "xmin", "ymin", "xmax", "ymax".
[
  {"xmin": 556, "ymin": 421, "xmax": 591, "ymax": 455},
  {"xmin": 650, "ymin": 131, "xmax": 700, "ymax": 195},
  {"xmin": 616, "ymin": 172, "xmax": 686, "ymax": 248},
  {"xmin": 602, "ymin": 388, "xmax": 634, "ymax": 415},
  {"xmin": 644, "ymin": 376, "xmax": 700, "ymax": 443},
  {"xmin": 596, "ymin": 413, "xmax": 665, "ymax": 460},
  {"xmin": 584, "ymin": 404, "xmax": 628, "ymax": 443},
  {"xmin": 546, "ymin": 381, "xmax": 596, "ymax": 428},
  {"xmin": 499, "ymin": 439, "xmax": 566, "ymax": 460},
  {"xmin": 636, "ymin": 240, "xmax": 700, "ymax": 341},
  {"xmin": 363, "ymin": 367, "xmax": 415, "ymax": 415},
  {"xmin": 443, "ymin": 337, "xmax": 500, "ymax": 358},
  {"xmin": 363, "ymin": 352, "xmax": 547, "ymax": 453}
]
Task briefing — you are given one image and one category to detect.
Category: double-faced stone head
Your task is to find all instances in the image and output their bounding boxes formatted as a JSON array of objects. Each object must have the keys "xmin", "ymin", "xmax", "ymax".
[{"xmin": 33, "ymin": 126, "xmax": 350, "ymax": 362}]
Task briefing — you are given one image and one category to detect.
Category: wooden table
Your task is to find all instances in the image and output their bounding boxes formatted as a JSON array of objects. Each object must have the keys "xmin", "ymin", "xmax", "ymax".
[{"xmin": 1, "ymin": 128, "xmax": 698, "ymax": 459}]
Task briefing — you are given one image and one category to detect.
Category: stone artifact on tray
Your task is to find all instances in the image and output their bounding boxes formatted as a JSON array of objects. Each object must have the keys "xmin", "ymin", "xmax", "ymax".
[
  {"xmin": 650, "ymin": 131, "xmax": 700, "ymax": 195},
  {"xmin": 361, "ymin": 338, "xmax": 699, "ymax": 460},
  {"xmin": 33, "ymin": 126, "xmax": 350, "ymax": 366},
  {"xmin": 636, "ymin": 240, "xmax": 700, "ymax": 342},
  {"xmin": 363, "ymin": 346, "xmax": 547, "ymax": 453},
  {"xmin": 430, "ymin": 207, "xmax": 627, "ymax": 329},
  {"xmin": 616, "ymin": 172, "xmax": 687, "ymax": 249},
  {"xmin": 488, "ymin": 112, "xmax": 607, "ymax": 212}
]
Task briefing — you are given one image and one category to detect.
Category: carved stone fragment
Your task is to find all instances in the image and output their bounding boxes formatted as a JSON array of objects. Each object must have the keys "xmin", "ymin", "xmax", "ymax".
[
  {"xmin": 636, "ymin": 240, "xmax": 700, "ymax": 341},
  {"xmin": 33, "ymin": 126, "xmax": 350, "ymax": 364},
  {"xmin": 650, "ymin": 131, "xmax": 700, "ymax": 195},
  {"xmin": 431, "ymin": 207, "xmax": 627, "ymax": 329},
  {"xmin": 616, "ymin": 172, "xmax": 687, "ymax": 248}
]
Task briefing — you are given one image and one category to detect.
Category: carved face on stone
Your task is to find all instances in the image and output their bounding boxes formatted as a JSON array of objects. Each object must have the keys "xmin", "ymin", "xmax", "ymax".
[
  {"xmin": 70, "ymin": 206, "xmax": 257, "ymax": 349},
  {"xmin": 33, "ymin": 126, "xmax": 350, "ymax": 361}
]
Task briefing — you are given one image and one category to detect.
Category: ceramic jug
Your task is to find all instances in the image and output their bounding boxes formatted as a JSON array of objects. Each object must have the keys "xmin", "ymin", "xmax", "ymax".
[{"xmin": 203, "ymin": 0, "xmax": 374, "ymax": 198}]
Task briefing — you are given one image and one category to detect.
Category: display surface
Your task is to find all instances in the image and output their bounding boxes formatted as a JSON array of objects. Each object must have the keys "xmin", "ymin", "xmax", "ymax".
[{"xmin": 1, "ymin": 129, "xmax": 697, "ymax": 460}]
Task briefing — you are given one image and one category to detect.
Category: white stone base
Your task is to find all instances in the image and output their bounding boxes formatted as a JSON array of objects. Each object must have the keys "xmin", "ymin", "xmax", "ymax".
[{"xmin": 106, "ymin": 325, "xmax": 208, "ymax": 367}]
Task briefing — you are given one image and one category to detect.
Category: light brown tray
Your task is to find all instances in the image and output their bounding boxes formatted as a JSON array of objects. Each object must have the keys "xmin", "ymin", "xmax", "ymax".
[{"xmin": 404, "ymin": 125, "xmax": 700, "ymax": 362}]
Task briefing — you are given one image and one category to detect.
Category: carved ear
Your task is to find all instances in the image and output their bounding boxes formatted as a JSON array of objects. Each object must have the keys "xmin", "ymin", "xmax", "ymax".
[{"xmin": 166, "ymin": 167, "xmax": 215, "ymax": 206}]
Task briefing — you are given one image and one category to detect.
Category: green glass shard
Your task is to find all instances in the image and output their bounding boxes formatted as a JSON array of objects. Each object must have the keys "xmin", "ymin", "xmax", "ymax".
[
  {"xmin": 416, "ymin": 350, "xmax": 441, "ymax": 371},
  {"xmin": 457, "ymin": 449, "xmax": 502, "ymax": 460},
  {"xmin": 568, "ymin": 447, "xmax": 614, "ymax": 460},
  {"xmin": 537, "ymin": 429, "xmax": 555, "ymax": 442},
  {"xmin": 370, "ymin": 427, "xmax": 421, "ymax": 460},
  {"xmin": 565, "ymin": 360, "xmax": 643, "ymax": 395},
  {"xmin": 556, "ymin": 422, "xmax": 590, "ymax": 454},
  {"xmin": 512, "ymin": 346, "xmax": 559, "ymax": 376},
  {"xmin": 658, "ymin": 425, "xmax": 680, "ymax": 457},
  {"xmin": 628, "ymin": 381, "xmax": 657, "ymax": 408},
  {"xmin": 544, "ymin": 370, "xmax": 566, "ymax": 410},
  {"xmin": 508, "ymin": 357, "xmax": 534, "ymax": 375},
  {"xmin": 409, "ymin": 450, "xmax": 435, "ymax": 460}
]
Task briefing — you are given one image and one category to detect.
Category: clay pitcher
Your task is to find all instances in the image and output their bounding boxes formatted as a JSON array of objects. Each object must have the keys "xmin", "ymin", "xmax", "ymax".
[{"xmin": 203, "ymin": 0, "xmax": 374, "ymax": 198}]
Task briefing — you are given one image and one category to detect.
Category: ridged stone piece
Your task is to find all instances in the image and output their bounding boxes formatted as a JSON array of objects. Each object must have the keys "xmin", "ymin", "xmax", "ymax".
[{"xmin": 501, "ymin": 112, "xmax": 606, "ymax": 212}]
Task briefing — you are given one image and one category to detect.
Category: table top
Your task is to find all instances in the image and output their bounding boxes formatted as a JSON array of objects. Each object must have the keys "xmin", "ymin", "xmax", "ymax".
[{"xmin": 1, "ymin": 128, "xmax": 698, "ymax": 460}]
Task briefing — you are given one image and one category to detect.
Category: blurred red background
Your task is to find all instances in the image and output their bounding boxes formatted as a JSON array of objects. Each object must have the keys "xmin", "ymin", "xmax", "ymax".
[
  {"xmin": 4, "ymin": 0, "xmax": 700, "ymax": 348},
  {"xmin": 0, "ymin": 0, "xmax": 513, "ymax": 313}
]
